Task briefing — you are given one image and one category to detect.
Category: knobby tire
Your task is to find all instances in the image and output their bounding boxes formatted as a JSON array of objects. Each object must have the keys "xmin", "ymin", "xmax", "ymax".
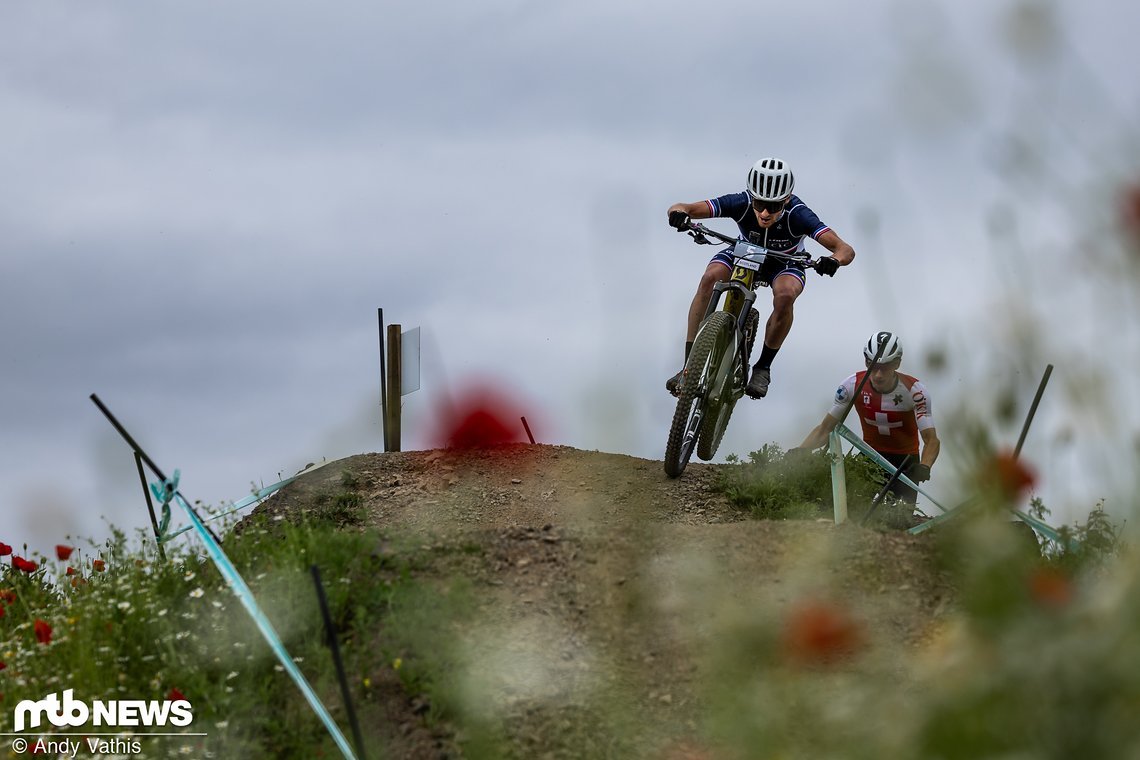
[
  {"xmin": 664, "ymin": 311, "xmax": 735, "ymax": 478},
  {"xmin": 693, "ymin": 314, "xmax": 738, "ymax": 464},
  {"xmin": 696, "ymin": 308, "xmax": 758, "ymax": 461}
]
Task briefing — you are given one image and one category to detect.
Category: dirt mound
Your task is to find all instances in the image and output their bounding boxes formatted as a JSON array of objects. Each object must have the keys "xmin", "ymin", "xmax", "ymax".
[{"xmin": 252, "ymin": 444, "xmax": 954, "ymax": 758}]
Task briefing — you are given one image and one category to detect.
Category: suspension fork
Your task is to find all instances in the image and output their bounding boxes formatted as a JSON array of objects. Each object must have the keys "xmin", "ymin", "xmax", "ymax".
[{"xmin": 699, "ymin": 281, "xmax": 759, "ymax": 403}]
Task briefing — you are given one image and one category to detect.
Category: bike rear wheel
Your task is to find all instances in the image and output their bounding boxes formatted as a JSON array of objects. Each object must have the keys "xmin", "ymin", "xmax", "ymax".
[
  {"xmin": 664, "ymin": 311, "xmax": 734, "ymax": 478},
  {"xmin": 697, "ymin": 308, "xmax": 757, "ymax": 461}
]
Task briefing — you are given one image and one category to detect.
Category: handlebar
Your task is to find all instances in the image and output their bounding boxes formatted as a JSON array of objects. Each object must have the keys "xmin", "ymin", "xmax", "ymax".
[{"xmin": 682, "ymin": 221, "xmax": 818, "ymax": 269}]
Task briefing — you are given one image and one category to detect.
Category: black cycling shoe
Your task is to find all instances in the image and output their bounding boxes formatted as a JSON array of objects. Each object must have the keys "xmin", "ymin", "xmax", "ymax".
[
  {"xmin": 666, "ymin": 369, "xmax": 685, "ymax": 397},
  {"xmin": 745, "ymin": 367, "xmax": 771, "ymax": 399}
]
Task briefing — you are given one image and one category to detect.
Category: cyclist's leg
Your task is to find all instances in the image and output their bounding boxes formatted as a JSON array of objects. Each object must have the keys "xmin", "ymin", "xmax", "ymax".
[
  {"xmin": 670, "ymin": 252, "xmax": 732, "ymax": 395},
  {"xmin": 883, "ymin": 451, "xmax": 919, "ymax": 505},
  {"xmin": 762, "ymin": 268, "xmax": 805, "ymax": 351},
  {"xmin": 686, "ymin": 254, "xmax": 733, "ymax": 342}
]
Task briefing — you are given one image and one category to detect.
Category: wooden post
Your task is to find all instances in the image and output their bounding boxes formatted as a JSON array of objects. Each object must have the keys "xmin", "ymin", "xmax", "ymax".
[
  {"xmin": 378, "ymin": 308, "xmax": 387, "ymax": 450},
  {"xmin": 385, "ymin": 325, "xmax": 402, "ymax": 452}
]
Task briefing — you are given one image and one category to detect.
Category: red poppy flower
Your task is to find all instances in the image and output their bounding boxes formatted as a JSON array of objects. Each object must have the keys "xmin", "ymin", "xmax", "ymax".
[
  {"xmin": 0, "ymin": 661, "xmax": 6, "ymax": 671},
  {"xmin": 65, "ymin": 567, "xmax": 76, "ymax": 576},
  {"xmin": 0, "ymin": 590, "xmax": 15, "ymax": 604},
  {"xmin": 92, "ymin": 559, "xmax": 105, "ymax": 572},
  {"xmin": 781, "ymin": 599, "xmax": 863, "ymax": 666},
  {"xmin": 1029, "ymin": 567, "xmax": 1073, "ymax": 609},
  {"xmin": 12, "ymin": 556, "xmax": 38, "ymax": 574},
  {"xmin": 55, "ymin": 545, "xmax": 74, "ymax": 561},
  {"xmin": 981, "ymin": 451, "xmax": 1037, "ymax": 499},
  {"xmin": 166, "ymin": 688, "xmax": 187, "ymax": 702},
  {"xmin": 33, "ymin": 619, "xmax": 52, "ymax": 645},
  {"xmin": 0, "ymin": 542, "xmax": 11, "ymax": 557}
]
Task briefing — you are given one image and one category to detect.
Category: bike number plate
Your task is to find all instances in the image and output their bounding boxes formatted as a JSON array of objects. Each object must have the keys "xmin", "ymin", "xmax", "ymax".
[{"xmin": 732, "ymin": 240, "xmax": 767, "ymax": 271}]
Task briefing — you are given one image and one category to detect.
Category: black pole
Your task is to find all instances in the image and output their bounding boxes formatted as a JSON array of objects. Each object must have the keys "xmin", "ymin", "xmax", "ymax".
[
  {"xmin": 521, "ymin": 416, "xmax": 535, "ymax": 445},
  {"xmin": 378, "ymin": 308, "xmax": 388, "ymax": 452},
  {"xmin": 1014, "ymin": 364, "xmax": 1054, "ymax": 459},
  {"xmin": 89, "ymin": 393, "xmax": 224, "ymax": 547},
  {"xmin": 862, "ymin": 454, "xmax": 914, "ymax": 525},
  {"xmin": 311, "ymin": 565, "xmax": 367, "ymax": 760},
  {"xmin": 135, "ymin": 452, "xmax": 167, "ymax": 561}
]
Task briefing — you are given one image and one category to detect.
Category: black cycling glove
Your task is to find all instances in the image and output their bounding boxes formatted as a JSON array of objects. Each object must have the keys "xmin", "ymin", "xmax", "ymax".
[
  {"xmin": 668, "ymin": 210, "xmax": 690, "ymax": 230},
  {"xmin": 816, "ymin": 256, "xmax": 840, "ymax": 277},
  {"xmin": 907, "ymin": 463, "xmax": 931, "ymax": 483}
]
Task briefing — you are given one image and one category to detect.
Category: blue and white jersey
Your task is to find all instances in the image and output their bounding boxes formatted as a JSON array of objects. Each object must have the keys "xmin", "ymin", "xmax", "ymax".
[{"xmin": 703, "ymin": 192, "xmax": 831, "ymax": 255}]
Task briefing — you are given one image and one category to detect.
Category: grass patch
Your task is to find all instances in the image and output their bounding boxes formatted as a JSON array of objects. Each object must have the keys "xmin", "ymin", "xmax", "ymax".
[
  {"xmin": 0, "ymin": 515, "xmax": 479, "ymax": 756},
  {"xmin": 715, "ymin": 444, "xmax": 920, "ymax": 529}
]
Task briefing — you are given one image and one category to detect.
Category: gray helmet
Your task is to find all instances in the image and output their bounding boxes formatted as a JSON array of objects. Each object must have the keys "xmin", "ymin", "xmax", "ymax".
[
  {"xmin": 864, "ymin": 331, "xmax": 903, "ymax": 364},
  {"xmin": 747, "ymin": 157, "xmax": 795, "ymax": 202}
]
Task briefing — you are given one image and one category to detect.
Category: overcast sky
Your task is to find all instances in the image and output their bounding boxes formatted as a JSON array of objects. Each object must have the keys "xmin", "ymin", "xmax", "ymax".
[{"xmin": 3, "ymin": 0, "xmax": 1138, "ymax": 558}]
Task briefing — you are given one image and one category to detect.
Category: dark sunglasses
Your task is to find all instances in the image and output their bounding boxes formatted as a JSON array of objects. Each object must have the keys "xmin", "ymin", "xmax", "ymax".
[{"xmin": 751, "ymin": 197, "xmax": 787, "ymax": 214}]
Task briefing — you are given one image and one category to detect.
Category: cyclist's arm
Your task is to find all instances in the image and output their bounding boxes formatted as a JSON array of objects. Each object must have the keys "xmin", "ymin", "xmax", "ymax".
[
  {"xmin": 667, "ymin": 201, "xmax": 713, "ymax": 220},
  {"xmin": 816, "ymin": 229, "xmax": 855, "ymax": 265},
  {"xmin": 798, "ymin": 412, "xmax": 839, "ymax": 450},
  {"xmin": 919, "ymin": 427, "xmax": 940, "ymax": 469}
]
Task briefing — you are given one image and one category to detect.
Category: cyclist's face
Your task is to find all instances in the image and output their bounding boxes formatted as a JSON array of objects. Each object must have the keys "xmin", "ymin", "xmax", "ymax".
[
  {"xmin": 752, "ymin": 197, "xmax": 787, "ymax": 228},
  {"xmin": 866, "ymin": 359, "xmax": 901, "ymax": 392}
]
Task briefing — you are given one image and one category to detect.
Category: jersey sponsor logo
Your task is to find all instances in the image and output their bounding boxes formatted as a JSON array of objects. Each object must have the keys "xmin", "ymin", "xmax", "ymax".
[
  {"xmin": 835, "ymin": 386, "xmax": 848, "ymax": 403},
  {"xmin": 863, "ymin": 392, "xmax": 871, "ymax": 406},
  {"xmin": 913, "ymin": 391, "xmax": 928, "ymax": 417}
]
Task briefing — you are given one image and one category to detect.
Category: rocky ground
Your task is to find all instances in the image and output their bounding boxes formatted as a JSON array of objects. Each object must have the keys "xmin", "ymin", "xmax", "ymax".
[{"xmin": 252, "ymin": 444, "xmax": 955, "ymax": 758}]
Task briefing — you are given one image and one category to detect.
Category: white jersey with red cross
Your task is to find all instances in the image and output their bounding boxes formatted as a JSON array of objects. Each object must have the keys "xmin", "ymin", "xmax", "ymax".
[{"xmin": 827, "ymin": 371, "xmax": 935, "ymax": 455}]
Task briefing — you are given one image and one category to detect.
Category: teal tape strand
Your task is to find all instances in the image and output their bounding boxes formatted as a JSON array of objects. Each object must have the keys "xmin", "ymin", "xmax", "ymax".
[
  {"xmin": 176, "ymin": 494, "xmax": 358, "ymax": 759},
  {"xmin": 160, "ymin": 476, "xmax": 296, "ymax": 544},
  {"xmin": 150, "ymin": 470, "xmax": 179, "ymax": 538}
]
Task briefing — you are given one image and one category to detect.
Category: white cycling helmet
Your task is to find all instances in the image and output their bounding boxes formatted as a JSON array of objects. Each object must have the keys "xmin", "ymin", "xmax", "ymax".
[
  {"xmin": 864, "ymin": 331, "xmax": 903, "ymax": 364},
  {"xmin": 747, "ymin": 157, "xmax": 795, "ymax": 202}
]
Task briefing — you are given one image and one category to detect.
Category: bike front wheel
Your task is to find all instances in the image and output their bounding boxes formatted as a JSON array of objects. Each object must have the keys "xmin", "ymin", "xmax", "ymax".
[
  {"xmin": 664, "ymin": 311, "xmax": 735, "ymax": 478},
  {"xmin": 693, "ymin": 312, "xmax": 738, "ymax": 460}
]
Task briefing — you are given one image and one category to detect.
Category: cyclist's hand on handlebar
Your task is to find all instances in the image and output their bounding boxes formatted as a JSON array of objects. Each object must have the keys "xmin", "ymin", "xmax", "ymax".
[
  {"xmin": 816, "ymin": 256, "xmax": 840, "ymax": 277},
  {"xmin": 668, "ymin": 210, "xmax": 690, "ymax": 230}
]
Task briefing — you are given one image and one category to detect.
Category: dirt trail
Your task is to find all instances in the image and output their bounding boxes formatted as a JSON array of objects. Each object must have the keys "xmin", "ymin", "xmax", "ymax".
[{"xmin": 257, "ymin": 444, "xmax": 954, "ymax": 758}]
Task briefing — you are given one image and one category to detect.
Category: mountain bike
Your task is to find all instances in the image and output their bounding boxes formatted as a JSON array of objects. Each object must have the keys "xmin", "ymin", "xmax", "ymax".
[{"xmin": 663, "ymin": 222, "xmax": 819, "ymax": 478}]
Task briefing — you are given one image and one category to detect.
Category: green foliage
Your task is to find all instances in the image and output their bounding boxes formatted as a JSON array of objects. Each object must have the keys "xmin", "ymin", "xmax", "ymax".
[
  {"xmin": 305, "ymin": 472, "xmax": 367, "ymax": 527},
  {"xmin": 0, "ymin": 516, "xmax": 476, "ymax": 757},
  {"xmin": 715, "ymin": 444, "xmax": 922, "ymax": 529}
]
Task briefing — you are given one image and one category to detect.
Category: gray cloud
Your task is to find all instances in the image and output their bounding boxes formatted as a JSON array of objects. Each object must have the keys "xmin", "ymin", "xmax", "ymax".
[{"xmin": 1, "ymin": 0, "xmax": 1137, "ymax": 556}]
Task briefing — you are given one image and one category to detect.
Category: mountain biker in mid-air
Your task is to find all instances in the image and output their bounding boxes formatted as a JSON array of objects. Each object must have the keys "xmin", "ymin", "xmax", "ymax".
[{"xmin": 666, "ymin": 157, "xmax": 856, "ymax": 399}]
